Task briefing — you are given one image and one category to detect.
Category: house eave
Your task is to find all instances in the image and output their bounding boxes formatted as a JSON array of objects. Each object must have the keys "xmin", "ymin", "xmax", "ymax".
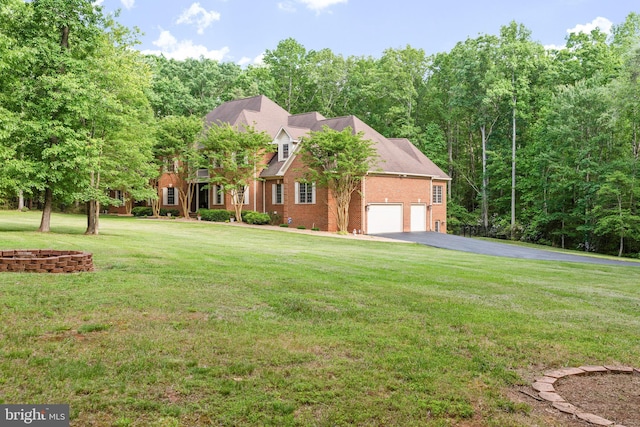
[{"xmin": 366, "ymin": 171, "xmax": 452, "ymax": 181}]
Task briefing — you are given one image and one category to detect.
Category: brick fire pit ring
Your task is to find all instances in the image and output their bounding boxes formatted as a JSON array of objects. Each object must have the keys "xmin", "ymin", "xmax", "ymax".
[{"xmin": 0, "ymin": 250, "xmax": 94, "ymax": 273}]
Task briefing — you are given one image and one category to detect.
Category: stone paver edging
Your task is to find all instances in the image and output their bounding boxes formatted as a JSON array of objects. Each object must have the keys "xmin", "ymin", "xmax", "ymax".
[
  {"xmin": 533, "ymin": 365, "xmax": 639, "ymax": 426},
  {"xmin": 0, "ymin": 249, "xmax": 93, "ymax": 273}
]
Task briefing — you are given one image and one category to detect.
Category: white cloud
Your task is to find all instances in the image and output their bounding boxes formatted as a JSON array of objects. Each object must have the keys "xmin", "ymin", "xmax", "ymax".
[
  {"xmin": 121, "ymin": 0, "xmax": 135, "ymax": 9},
  {"xmin": 177, "ymin": 3, "xmax": 221, "ymax": 35},
  {"xmin": 567, "ymin": 17, "xmax": 613, "ymax": 36},
  {"xmin": 278, "ymin": 2, "xmax": 297, "ymax": 13},
  {"xmin": 93, "ymin": 0, "xmax": 105, "ymax": 6},
  {"xmin": 280, "ymin": 0, "xmax": 346, "ymax": 13},
  {"xmin": 298, "ymin": 0, "xmax": 347, "ymax": 12},
  {"xmin": 238, "ymin": 53, "xmax": 265, "ymax": 66},
  {"xmin": 142, "ymin": 30, "xmax": 230, "ymax": 61},
  {"xmin": 253, "ymin": 53, "xmax": 265, "ymax": 65},
  {"xmin": 544, "ymin": 43, "xmax": 565, "ymax": 51}
]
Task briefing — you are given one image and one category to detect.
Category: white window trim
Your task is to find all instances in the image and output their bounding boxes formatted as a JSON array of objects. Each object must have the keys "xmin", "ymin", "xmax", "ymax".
[
  {"xmin": 295, "ymin": 182, "xmax": 316, "ymax": 204},
  {"xmin": 163, "ymin": 187, "xmax": 178, "ymax": 206},
  {"xmin": 213, "ymin": 185, "xmax": 224, "ymax": 205},
  {"xmin": 433, "ymin": 185, "xmax": 443, "ymax": 205},
  {"xmin": 272, "ymin": 183, "xmax": 283, "ymax": 205},
  {"xmin": 279, "ymin": 143, "xmax": 290, "ymax": 162}
]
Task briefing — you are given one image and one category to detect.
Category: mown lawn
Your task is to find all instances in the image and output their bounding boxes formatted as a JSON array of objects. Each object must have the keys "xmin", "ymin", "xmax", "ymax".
[{"xmin": 1, "ymin": 211, "xmax": 639, "ymax": 426}]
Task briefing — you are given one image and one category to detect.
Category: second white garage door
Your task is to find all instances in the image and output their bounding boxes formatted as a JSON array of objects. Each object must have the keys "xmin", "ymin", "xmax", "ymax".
[
  {"xmin": 410, "ymin": 204, "xmax": 427, "ymax": 232},
  {"xmin": 367, "ymin": 204, "xmax": 403, "ymax": 234}
]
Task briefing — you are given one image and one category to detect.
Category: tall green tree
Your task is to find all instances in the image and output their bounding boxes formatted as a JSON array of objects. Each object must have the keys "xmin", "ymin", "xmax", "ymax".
[
  {"xmin": 6, "ymin": 0, "xmax": 111, "ymax": 231},
  {"xmin": 536, "ymin": 81, "xmax": 615, "ymax": 250},
  {"xmin": 549, "ymin": 27, "xmax": 619, "ymax": 87},
  {"xmin": 495, "ymin": 22, "xmax": 544, "ymax": 235},
  {"xmin": 304, "ymin": 48, "xmax": 348, "ymax": 116},
  {"xmin": 594, "ymin": 169, "xmax": 640, "ymax": 256},
  {"xmin": 263, "ymin": 38, "xmax": 309, "ymax": 113},
  {"xmin": 0, "ymin": 0, "xmax": 25, "ymax": 201},
  {"xmin": 449, "ymin": 35, "xmax": 504, "ymax": 229},
  {"xmin": 299, "ymin": 126, "xmax": 377, "ymax": 233},
  {"xmin": 146, "ymin": 56, "xmax": 244, "ymax": 118},
  {"xmin": 81, "ymin": 31, "xmax": 157, "ymax": 234}
]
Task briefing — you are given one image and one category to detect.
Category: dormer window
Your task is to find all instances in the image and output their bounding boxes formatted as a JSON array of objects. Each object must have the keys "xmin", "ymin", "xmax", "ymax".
[{"xmin": 274, "ymin": 129, "xmax": 294, "ymax": 161}]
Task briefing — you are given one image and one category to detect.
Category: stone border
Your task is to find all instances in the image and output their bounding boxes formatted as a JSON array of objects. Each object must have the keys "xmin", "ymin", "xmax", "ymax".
[
  {"xmin": 0, "ymin": 250, "xmax": 93, "ymax": 273},
  {"xmin": 533, "ymin": 365, "xmax": 639, "ymax": 426}
]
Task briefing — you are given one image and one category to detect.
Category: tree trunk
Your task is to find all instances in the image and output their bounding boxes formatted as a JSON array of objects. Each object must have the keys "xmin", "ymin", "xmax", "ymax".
[
  {"xmin": 335, "ymin": 192, "xmax": 350, "ymax": 233},
  {"xmin": 511, "ymin": 94, "xmax": 517, "ymax": 239},
  {"xmin": 618, "ymin": 196, "xmax": 623, "ymax": 257},
  {"xmin": 37, "ymin": 25, "xmax": 69, "ymax": 233},
  {"xmin": 38, "ymin": 186, "xmax": 53, "ymax": 232},
  {"xmin": 18, "ymin": 191, "xmax": 24, "ymax": 210},
  {"xmin": 179, "ymin": 183, "xmax": 195, "ymax": 218},
  {"xmin": 619, "ymin": 233, "xmax": 624, "ymax": 257},
  {"xmin": 232, "ymin": 187, "xmax": 244, "ymax": 223},
  {"xmin": 481, "ymin": 125, "xmax": 489, "ymax": 230},
  {"xmin": 85, "ymin": 200, "xmax": 100, "ymax": 235}
]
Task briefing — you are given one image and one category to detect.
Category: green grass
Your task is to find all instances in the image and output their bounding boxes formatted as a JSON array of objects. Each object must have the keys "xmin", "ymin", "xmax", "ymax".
[{"xmin": 1, "ymin": 211, "xmax": 640, "ymax": 426}]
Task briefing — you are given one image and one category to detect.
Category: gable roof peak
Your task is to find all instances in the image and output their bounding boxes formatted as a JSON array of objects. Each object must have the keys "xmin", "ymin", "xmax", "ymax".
[{"xmin": 204, "ymin": 95, "xmax": 290, "ymax": 138}]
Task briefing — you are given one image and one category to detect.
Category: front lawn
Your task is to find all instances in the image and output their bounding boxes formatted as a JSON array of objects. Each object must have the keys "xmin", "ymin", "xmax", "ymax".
[{"xmin": 1, "ymin": 211, "xmax": 639, "ymax": 426}]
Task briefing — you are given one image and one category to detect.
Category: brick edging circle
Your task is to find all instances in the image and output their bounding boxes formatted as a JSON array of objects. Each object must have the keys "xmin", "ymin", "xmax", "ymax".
[
  {"xmin": 0, "ymin": 249, "xmax": 94, "ymax": 273},
  {"xmin": 533, "ymin": 365, "xmax": 638, "ymax": 426}
]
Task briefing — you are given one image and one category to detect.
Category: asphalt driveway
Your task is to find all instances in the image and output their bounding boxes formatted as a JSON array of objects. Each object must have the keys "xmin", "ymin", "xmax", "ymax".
[{"xmin": 379, "ymin": 232, "xmax": 640, "ymax": 267}]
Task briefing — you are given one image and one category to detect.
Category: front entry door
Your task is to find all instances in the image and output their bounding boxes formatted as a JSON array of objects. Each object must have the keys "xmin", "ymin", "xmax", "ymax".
[{"xmin": 198, "ymin": 183, "xmax": 209, "ymax": 210}]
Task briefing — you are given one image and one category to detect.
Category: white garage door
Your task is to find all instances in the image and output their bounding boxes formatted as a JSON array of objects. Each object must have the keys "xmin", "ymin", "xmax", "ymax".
[
  {"xmin": 367, "ymin": 204, "xmax": 403, "ymax": 234},
  {"xmin": 410, "ymin": 204, "xmax": 427, "ymax": 232}
]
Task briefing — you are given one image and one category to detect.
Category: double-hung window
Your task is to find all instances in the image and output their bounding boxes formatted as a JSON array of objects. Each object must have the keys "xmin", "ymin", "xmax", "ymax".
[
  {"xmin": 295, "ymin": 182, "xmax": 315, "ymax": 204},
  {"xmin": 272, "ymin": 183, "xmax": 283, "ymax": 204},
  {"xmin": 432, "ymin": 185, "xmax": 443, "ymax": 204},
  {"xmin": 213, "ymin": 185, "xmax": 224, "ymax": 205},
  {"xmin": 163, "ymin": 187, "xmax": 178, "ymax": 206}
]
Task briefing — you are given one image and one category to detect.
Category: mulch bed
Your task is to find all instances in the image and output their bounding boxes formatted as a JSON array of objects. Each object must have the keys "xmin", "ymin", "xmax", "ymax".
[{"xmin": 554, "ymin": 371, "xmax": 640, "ymax": 427}]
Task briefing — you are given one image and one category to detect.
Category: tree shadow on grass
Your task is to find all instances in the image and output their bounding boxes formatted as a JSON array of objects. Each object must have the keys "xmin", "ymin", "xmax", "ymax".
[{"xmin": 0, "ymin": 224, "xmax": 87, "ymax": 235}]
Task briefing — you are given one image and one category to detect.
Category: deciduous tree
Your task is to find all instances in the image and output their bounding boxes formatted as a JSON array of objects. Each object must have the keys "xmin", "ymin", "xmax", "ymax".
[
  {"xmin": 200, "ymin": 123, "xmax": 273, "ymax": 223},
  {"xmin": 299, "ymin": 126, "xmax": 377, "ymax": 233},
  {"xmin": 155, "ymin": 115, "xmax": 204, "ymax": 218},
  {"xmin": 8, "ymin": 0, "xmax": 108, "ymax": 231}
]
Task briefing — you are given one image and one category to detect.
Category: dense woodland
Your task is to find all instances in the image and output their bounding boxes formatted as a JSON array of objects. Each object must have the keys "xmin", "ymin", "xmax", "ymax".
[{"xmin": 1, "ymin": 1, "xmax": 640, "ymax": 256}]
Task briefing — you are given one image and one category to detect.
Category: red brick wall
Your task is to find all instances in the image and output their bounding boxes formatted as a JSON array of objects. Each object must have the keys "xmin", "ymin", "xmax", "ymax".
[
  {"xmin": 431, "ymin": 180, "xmax": 448, "ymax": 233},
  {"xmin": 361, "ymin": 175, "xmax": 448, "ymax": 233},
  {"xmin": 347, "ymin": 185, "xmax": 363, "ymax": 233},
  {"xmin": 158, "ymin": 173, "xmax": 185, "ymax": 212},
  {"xmin": 263, "ymin": 178, "xmax": 285, "ymax": 221},
  {"xmin": 285, "ymin": 156, "xmax": 330, "ymax": 230}
]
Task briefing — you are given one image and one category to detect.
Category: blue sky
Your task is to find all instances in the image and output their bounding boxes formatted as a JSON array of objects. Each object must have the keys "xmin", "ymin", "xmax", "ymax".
[{"xmin": 94, "ymin": 0, "xmax": 638, "ymax": 65}]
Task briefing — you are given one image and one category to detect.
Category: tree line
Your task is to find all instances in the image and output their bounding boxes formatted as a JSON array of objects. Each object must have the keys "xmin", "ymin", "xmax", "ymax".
[{"xmin": 1, "ymin": 1, "xmax": 639, "ymax": 256}]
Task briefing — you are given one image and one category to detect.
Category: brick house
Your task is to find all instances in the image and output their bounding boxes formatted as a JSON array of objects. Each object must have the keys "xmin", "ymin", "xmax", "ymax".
[{"xmin": 158, "ymin": 95, "xmax": 450, "ymax": 234}]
